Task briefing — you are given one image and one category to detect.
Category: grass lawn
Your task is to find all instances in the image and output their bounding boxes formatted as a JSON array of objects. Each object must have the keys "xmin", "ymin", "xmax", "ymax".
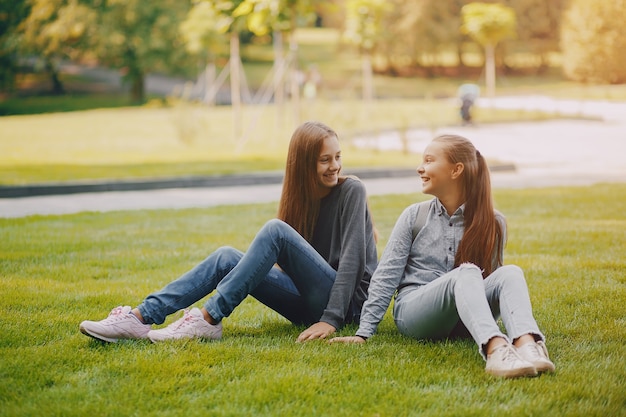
[
  {"xmin": 0, "ymin": 99, "xmax": 568, "ymax": 186},
  {"xmin": 1, "ymin": 184, "xmax": 625, "ymax": 416}
]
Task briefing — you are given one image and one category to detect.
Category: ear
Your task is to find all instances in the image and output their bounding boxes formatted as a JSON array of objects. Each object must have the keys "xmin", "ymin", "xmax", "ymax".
[{"xmin": 451, "ymin": 162, "xmax": 464, "ymax": 179}]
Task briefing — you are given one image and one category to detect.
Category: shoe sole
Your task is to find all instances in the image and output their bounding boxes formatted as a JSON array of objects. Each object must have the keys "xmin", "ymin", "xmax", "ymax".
[
  {"xmin": 532, "ymin": 362, "xmax": 556, "ymax": 373},
  {"xmin": 486, "ymin": 366, "xmax": 538, "ymax": 378},
  {"xmin": 79, "ymin": 326, "xmax": 119, "ymax": 343},
  {"xmin": 148, "ymin": 334, "xmax": 222, "ymax": 343}
]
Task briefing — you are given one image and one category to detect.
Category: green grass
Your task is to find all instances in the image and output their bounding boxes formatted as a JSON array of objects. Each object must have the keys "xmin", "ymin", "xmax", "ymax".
[
  {"xmin": 0, "ymin": 99, "xmax": 562, "ymax": 185},
  {"xmin": 1, "ymin": 184, "xmax": 625, "ymax": 416}
]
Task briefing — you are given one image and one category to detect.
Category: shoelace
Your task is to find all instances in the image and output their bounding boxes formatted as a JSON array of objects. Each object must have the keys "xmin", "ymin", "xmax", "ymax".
[
  {"xmin": 522, "ymin": 343, "xmax": 544, "ymax": 360},
  {"xmin": 170, "ymin": 309, "xmax": 197, "ymax": 330},
  {"xmin": 105, "ymin": 306, "xmax": 128, "ymax": 322},
  {"xmin": 499, "ymin": 345, "xmax": 522, "ymax": 364}
]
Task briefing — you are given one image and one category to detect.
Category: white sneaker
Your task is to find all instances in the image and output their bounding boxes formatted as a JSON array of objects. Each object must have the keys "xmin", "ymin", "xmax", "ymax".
[
  {"xmin": 147, "ymin": 308, "xmax": 222, "ymax": 343},
  {"xmin": 80, "ymin": 306, "xmax": 151, "ymax": 343},
  {"xmin": 486, "ymin": 344, "xmax": 538, "ymax": 378},
  {"xmin": 516, "ymin": 341, "xmax": 556, "ymax": 373}
]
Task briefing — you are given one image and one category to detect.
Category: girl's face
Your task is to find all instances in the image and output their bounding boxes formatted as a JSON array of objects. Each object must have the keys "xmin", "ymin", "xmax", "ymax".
[
  {"xmin": 316, "ymin": 135, "xmax": 342, "ymax": 197},
  {"xmin": 417, "ymin": 141, "xmax": 459, "ymax": 198}
]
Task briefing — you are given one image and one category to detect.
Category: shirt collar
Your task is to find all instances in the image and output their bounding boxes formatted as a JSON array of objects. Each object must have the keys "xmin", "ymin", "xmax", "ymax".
[{"xmin": 434, "ymin": 198, "xmax": 466, "ymax": 217}]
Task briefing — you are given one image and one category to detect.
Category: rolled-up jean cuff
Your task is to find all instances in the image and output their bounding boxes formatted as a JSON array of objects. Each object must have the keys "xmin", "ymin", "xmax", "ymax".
[{"xmin": 136, "ymin": 305, "xmax": 160, "ymax": 325}]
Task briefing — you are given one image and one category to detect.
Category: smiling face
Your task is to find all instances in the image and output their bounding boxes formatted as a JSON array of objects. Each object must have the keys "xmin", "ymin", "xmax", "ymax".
[
  {"xmin": 316, "ymin": 135, "xmax": 342, "ymax": 197},
  {"xmin": 417, "ymin": 140, "xmax": 460, "ymax": 199}
]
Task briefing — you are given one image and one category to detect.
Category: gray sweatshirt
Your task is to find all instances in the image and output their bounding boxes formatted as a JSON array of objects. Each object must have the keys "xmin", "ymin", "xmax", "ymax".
[{"xmin": 310, "ymin": 177, "xmax": 378, "ymax": 330}]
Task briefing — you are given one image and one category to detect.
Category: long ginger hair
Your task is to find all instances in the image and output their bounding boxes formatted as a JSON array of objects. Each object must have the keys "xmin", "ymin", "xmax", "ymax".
[
  {"xmin": 433, "ymin": 135, "xmax": 504, "ymax": 276},
  {"xmin": 277, "ymin": 121, "xmax": 340, "ymax": 241}
]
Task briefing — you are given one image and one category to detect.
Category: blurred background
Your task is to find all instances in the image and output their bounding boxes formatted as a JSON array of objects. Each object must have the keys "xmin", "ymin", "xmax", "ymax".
[{"xmin": 1, "ymin": 0, "xmax": 625, "ymax": 187}]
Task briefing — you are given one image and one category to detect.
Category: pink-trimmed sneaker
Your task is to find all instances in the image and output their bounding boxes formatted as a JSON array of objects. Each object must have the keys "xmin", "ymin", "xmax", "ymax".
[
  {"xmin": 80, "ymin": 306, "xmax": 151, "ymax": 343},
  {"xmin": 148, "ymin": 308, "xmax": 222, "ymax": 342}
]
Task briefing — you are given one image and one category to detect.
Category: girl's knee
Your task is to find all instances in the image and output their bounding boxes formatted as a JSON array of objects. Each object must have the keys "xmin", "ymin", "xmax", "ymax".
[
  {"xmin": 458, "ymin": 262, "xmax": 482, "ymax": 272},
  {"xmin": 261, "ymin": 218, "xmax": 290, "ymax": 235},
  {"xmin": 446, "ymin": 263, "xmax": 483, "ymax": 293},
  {"xmin": 499, "ymin": 264, "xmax": 526, "ymax": 282},
  {"xmin": 212, "ymin": 246, "xmax": 242, "ymax": 267},
  {"xmin": 500, "ymin": 264, "xmax": 523, "ymax": 274},
  {"xmin": 488, "ymin": 265, "xmax": 528, "ymax": 292},
  {"xmin": 457, "ymin": 263, "xmax": 483, "ymax": 281}
]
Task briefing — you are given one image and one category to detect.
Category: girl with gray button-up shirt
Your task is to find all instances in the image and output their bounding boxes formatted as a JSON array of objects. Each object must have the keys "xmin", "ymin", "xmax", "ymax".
[{"xmin": 331, "ymin": 134, "xmax": 555, "ymax": 379}]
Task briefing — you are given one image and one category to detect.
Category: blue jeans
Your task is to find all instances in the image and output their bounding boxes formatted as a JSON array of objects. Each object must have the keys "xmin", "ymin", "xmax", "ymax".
[
  {"xmin": 137, "ymin": 219, "xmax": 337, "ymax": 326},
  {"xmin": 393, "ymin": 264, "xmax": 545, "ymax": 359}
]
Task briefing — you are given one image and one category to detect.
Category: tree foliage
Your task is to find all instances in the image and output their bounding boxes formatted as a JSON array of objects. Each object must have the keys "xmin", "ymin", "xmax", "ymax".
[
  {"xmin": 6, "ymin": 0, "xmax": 626, "ymax": 99},
  {"xmin": 373, "ymin": 0, "xmax": 474, "ymax": 75},
  {"xmin": 0, "ymin": 0, "xmax": 30, "ymax": 91},
  {"xmin": 362, "ymin": 0, "xmax": 565, "ymax": 77},
  {"xmin": 17, "ymin": 0, "xmax": 96, "ymax": 94},
  {"xmin": 89, "ymin": 0, "xmax": 191, "ymax": 103},
  {"xmin": 343, "ymin": 0, "xmax": 390, "ymax": 53},
  {"xmin": 460, "ymin": 2, "xmax": 516, "ymax": 47},
  {"xmin": 561, "ymin": 0, "xmax": 626, "ymax": 84},
  {"xmin": 180, "ymin": 1, "xmax": 226, "ymax": 57},
  {"xmin": 343, "ymin": 0, "xmax": 391, "ymax": 100},
  {"xmin": 504, "ymin": 0, "xmax": 566, "ymax": 70},
  {"xmin": 461, "ymin": 2, "xmax": 516, "ymax": 96}
]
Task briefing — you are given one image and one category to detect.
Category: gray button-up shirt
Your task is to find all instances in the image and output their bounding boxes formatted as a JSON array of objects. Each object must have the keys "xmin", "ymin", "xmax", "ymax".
[{"xmin": 356, "ymin": 198, "xmax": 506, "ymax": 339}]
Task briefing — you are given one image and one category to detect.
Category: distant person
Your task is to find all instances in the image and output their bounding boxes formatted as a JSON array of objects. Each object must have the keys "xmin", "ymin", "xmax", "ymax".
[
  {"xmin": 80, "ymin": 121, "xmax": 377, "ymax": 343},
  {"xmin": 330, "ymin": 134, "xmax": 555, "ymax": 379},
  {"xmin": 457, "ymin": 83, "xmax": 480, "ymax": 125}
]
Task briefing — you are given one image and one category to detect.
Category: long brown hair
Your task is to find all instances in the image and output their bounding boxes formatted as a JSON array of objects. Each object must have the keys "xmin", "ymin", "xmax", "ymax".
[
  {"xmin": 277, "ymin": 121, "xmax": 339, "ymax": 241},
  {"xmin": 433, "ymin": 135, "xmax": 504, "ymax": 276}
]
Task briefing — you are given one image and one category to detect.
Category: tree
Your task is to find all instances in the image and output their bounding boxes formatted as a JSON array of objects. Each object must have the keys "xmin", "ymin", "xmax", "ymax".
[
  {"xmin": 180, "ymin": 1, "xmax": 228, "ymax": 105},
  {"xmin": 184, "ymin": 0, "xmax": 319, "ymax": 138},
  {"xmin": 373, "ymin": 0, "xmax": 473, "ymax": 77},
  {"xmin": 0, "ymin": 0, "xmax": 30, "ymax": 92},
  {"xmin": 375, "ymin": 0, "xmax": 428, "ymax": 75},
  {"xmin": 505, "ymin": 0, "xmax": 566, "ymax": 73},
  {"xmin": 561, "ymin": 0, "xmax": 626, "ymax": 84},
  {"xmin": 17, "ymin": 0, "xmax": 96, "ymax": 94},
  {"xmin": 237, "ymin": 0, "xmax": 320, "ymax": 122},
  {"xmin": 461, "ymin": 2, "xmax": 516, "ymax": 97},
  {"xmin": 90, "ymin": 0, "xmax": 191, "ymax": 103},
  {"xmin": 343, "ymin": 0, "xmax": 391, "ymax": 101}
]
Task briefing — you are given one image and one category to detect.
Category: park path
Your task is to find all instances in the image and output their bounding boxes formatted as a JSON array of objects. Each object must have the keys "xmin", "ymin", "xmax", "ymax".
[
  {"xmin": 1, "ymin": 96, "xmax": 624, "ymax": 218},
  {"xmin": 357, "ymin": 96, "xmax": 626, "ymax": 179}
]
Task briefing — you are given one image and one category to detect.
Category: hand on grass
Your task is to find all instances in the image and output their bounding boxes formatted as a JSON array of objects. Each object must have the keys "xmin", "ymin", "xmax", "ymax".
[
  {"xmin": 296, "ymin": 322, "xmax": 336, "ymax": 342},
  {"xmin": 328, "ymin": 336, "xmax": 366, "ymax": 344}
]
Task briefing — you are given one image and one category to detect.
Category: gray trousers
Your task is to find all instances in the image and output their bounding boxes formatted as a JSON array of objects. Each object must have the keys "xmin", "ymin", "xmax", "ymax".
[{"xmin": 393, "ymin": 264, "xmax": 545, "ymax": 360}]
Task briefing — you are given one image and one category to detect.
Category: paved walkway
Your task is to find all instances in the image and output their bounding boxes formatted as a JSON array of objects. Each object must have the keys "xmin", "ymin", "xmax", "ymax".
[{"xmin": 1, "ymin": 97, "xmax": 625, "ymax": 218}]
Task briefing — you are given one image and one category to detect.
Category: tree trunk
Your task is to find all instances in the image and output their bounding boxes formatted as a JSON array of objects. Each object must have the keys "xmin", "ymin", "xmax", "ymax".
[
  {"xmin": 273, "ymin": 30, "xmax": 285, "ymax": 109},
  {"xmin": 362, "ymin": 52, "xmax": 374, "ymax": 102},
  {"xmin": 456, "ymin": 38, "xmax": 467, "ymax": 70},
  {"xmin": 230, "ymin": 31, "xmax": 242, "ymax": 140},
  {"xmin": 45, "ymin": 59, "xmax": 65, "ymax": 95},
  {"xmin": 130, "ymin": 71, "xmax": 145, "ymax": 104},
  {"xmin": 204, "ymin": 59, "xmax": 216, "ymax": 106},
  {"xmin": 289, "ymin": 29, "xmax": 300, "ymax": 126},
  {"xmin": 273, "ymin": 30, "xmax": 285, "ymax": 133},
  {"xmin": 485, "ymin": 43, "xmax": 496, "ymax": 98}
]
